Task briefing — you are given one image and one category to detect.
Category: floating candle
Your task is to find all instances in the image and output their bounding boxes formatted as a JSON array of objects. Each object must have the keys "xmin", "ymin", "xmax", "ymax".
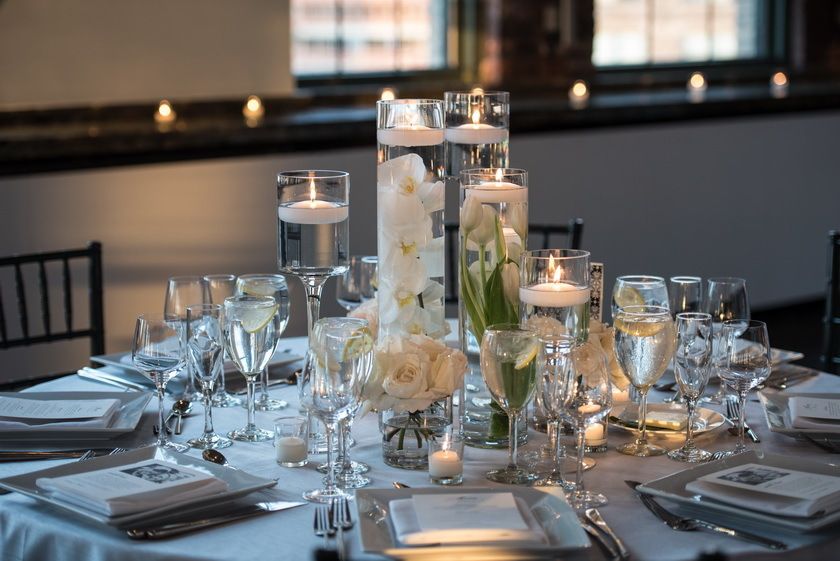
[
  {"xmin": 277, "ymin": 177, "xmax": 348, "ymax": 224},
  {"xmin": 377, "ymin": 125, "xmax": 444, "ymax": 147},
  {"xmin": 519, "ymin": 282, "xmax": 590, "ymax": 308}
]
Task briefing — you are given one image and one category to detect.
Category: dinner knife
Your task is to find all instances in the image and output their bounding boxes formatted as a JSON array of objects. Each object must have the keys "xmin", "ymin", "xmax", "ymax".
[
  {"xmin": 125, "ymin": 500, "xmax": 305, "ymax": 539},
  {"xmin": 0, "ymin": 449, "xmax": 113, "ymax": 461},
  {"xmin": 625, "ymin": 481, "xmax": 786, "ymax": 550},
  {"xmin": 76, "ymin": 367, "xmax": 150, "ymax": 391}
]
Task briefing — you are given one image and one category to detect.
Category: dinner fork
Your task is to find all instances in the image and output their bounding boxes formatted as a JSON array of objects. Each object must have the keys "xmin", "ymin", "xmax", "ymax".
[
  {"xmin": 725, "ymin": 398, "xmax": 760, "ymax": 443},
  {"xmin": 314, "ymin": 505, "xmax": 335, "ymax": 547},
  {"xmin": 332, "ymin": 497, "xmax": 353, "ymax": 560}
]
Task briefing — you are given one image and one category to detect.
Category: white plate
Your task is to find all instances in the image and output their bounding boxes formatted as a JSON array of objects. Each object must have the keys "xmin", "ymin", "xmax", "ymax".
[
  {"xmin": 355, "ymin": 486, "xmax": 589, "ymax": 560},
  {"xmin": 0, "ymin": 391, "xmax": 152, "ymax": 441},
  {"xmin": 758, "ymin": 391, "xmax": 840, "ymax": 436},
  {"xmin": 770, "ymin": 348, "xmax": 805, "ymax": 366},
  {"xmin": 0, "ymin": 446, "xmax": 277, "ymax": 528},
  {"xmin": 637, "ymin": 451, "xmax": 840, "ymax": 532},
  {"xmin": 610, "ymin": 402, "xmax": 724, "ymax": 439}
]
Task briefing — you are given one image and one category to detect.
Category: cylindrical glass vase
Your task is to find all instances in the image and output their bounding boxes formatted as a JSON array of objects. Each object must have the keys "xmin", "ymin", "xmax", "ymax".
[
  {"xmin": 444, "ymin": 91, "xmax": 510, "ymax": 177},
  {"xmin": 376, "ymin": 99, "xmax": 446, "ymax": 341},
  {"xmin": 459, "ymin": 168, "xmax": 529, "ymax": 448}
]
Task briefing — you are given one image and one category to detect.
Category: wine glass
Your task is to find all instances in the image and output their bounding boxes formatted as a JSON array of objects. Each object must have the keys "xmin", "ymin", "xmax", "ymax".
[
  {"xmin": 665, "ymin": 276, "xmax": 702, "ymax": 403},
  {"xmin": 703, "ymin": 277, "xmax": 750, "ymax": 403},
  {"xmin": 299, "ymin": 317, "xmax": 374, "ymax": 503},
  {"xmin": 132, "ymin": 313, "xmax": 188, "ymax": 452},
  {"xmin": 185, "ymin": 304, "xmax": 232, "ymax": 450},
  {"xmin": 164, "ymin": 275, "xmax": 211, "ymax": 400},
  {"xmin": 614, "ymin": 305, "xmax": 676, "ymax": 457},
  {"xmin": 277, "ymin": 170, "xmax": 349, "ymax": 335},
  {"xmin": 480, "ymin": 324, "xmax": 540, "ymax": 485},
  {"xmin": 718, "ymin": 320, "xmax": 770, "ymax": 456},
  {"xmin": 204, "ymin": 274, "xmax": 242, "ymax": 408},
  {"xmin": 235, "ymin": 274, "xmax": 291, "ymax": 411},
  {"xmin": 336, "ymin": 256, "xmax": 374, "ymax": 311},
  {"xmin": 542, "ymin": 335, "xmax": 612, "ymax": 509},
  {"xmin": 611, "ymin": 275, "xmax": 669, "ymax": 320},
  {"xmin": 359, "ymin": 256, "xmax": 378, "ymax": 302},
  {"xmin": 224, "ymin": 295, "xmax": 278, "ymax": 442},
  {"xmin": 667, "ymin": 312, "xmax": 713, "ymax": 463}
]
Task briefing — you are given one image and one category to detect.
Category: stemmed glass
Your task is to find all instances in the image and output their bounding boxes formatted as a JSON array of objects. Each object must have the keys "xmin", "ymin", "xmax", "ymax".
[
  {"xmin": 665, "ymin": 276, "xmax": 702, "ymax": 403},
  {"xmin": 132, "ymin": 313, "xmax": 188, "ymax": 452},
  {"xmin": 277, "ymin": 170, "xmax": 350, "ymax": 335},
  {"xmin": 703, "ymin": 277, "xmax": 750, "ymax": 403},
  {"xmin": 204, "ymin": 274, "xmax": 242, "ymax": 408},
  {"xmin": 185, "ymin": 304, "xmax": 232, "ymax": 450},
  {"xmin": 614, "ymin": 305, "xmax": 676, "ymax": 457},
  {"xmin": 718, "ymin": 320, "xmax": 770, "ymax": 456},
  {"xmin": 235, "ymin": 274, "xmax": 291, "ymax": 411},
  {"xmin": 541, "ymin": 335, "xmax": 612, "ymax": 509},
  {"xmin": 667, "ymin": 312, "xmax": 713, "ymax": 463},
  {"xmin": 299, "ymin": 318, "xmax": 374, "ymax": 503},
  {"xmin": 480, "ymin": 324, "xmax": 540, "ymax": 485},
  {"xmin": 224, "ymin": 295, "xmax": 278, "ymax": 442},
  {"xmin": 359, "ymin": 256, "xmax": 378, "ymax": 302},
  {"xmin": 336, "ymin": 256, "xmax": 373, "ymax": 311},
  {"xmin": 611, "ymin": 276, "xmax": 669, "ymax": 319},
  {"xmin": 164, "ymin": 276, "xmax": 211, "ymax": 400}
]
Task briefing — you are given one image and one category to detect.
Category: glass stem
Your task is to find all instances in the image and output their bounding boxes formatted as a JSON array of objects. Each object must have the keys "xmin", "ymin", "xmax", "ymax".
[
  {"xmin": 553, "ymin": 421, "xmax": 567, "ymax": 483},
  {"xmin": 342, "ymin": 418, "xmax": 353, "ymax": 474},
  {"xmin": 214, "ymin": 365, "xmax": 227, "ymax": 397},
  {"xmin": 324, "ymin": 421, "xmax": 336, "ymax": 493},
  {"xmin": 246, "ymin": 376, "xmax": 257, "ymax": 431},
  {"xmin": 685, "ymin": 398, "xmax": 696, "ymax": 450},
  {"xmin": 303, "ymin": 278, "xmax": 328, "ymax": 337},
  {"xmin": 156, "ymin": 381, "xmax": 167, "ymax": 446},
  {"xmin": 575, "ymin": 422, "xmax": 587, "ymax": 499},
  {"xmin": 260, "ymin": 366, "xmax": 269, "ymax": 401},
  {"xmin": 737, "ymin": 390, "xmax": 748, "ymax": 451},
  {"xmin": 638, "ymin": 390, "xmax": 649, "ymax": 446},
  {"xmin": 508, "ymin": 409, "xmax": 519, "ymax": 471},
  {"xmin": 203, "ymin": 386, "xmax": 214, "ymax": 437}
]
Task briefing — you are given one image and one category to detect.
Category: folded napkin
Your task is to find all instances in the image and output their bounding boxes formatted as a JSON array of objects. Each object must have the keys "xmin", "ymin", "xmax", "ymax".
[
  {"xmin": 0, "ymin": 395, "xmax": 121, "ymax": 431},
  {"xmin": 37, "ymin": 459, "xmax": 228, "ymax": 517},
  {"xmin": 789, "ymin": 395, "xmax": 840, "ymax": 431},
  {"xmin": 390, "ymin": 493, "xmax": 547, "ymax": 546}
]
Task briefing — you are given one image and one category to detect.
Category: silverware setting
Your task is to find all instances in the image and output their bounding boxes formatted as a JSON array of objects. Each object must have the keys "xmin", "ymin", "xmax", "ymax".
[
  {"xmin": 724, "ymin": 399, "xmax": 760, "ymax": 443},
  {"xmin": 333, "ymin": 496, "xmax": 354, "ymax": 561},
  {"xmin": 580, "ymin": 518, "xmax": 621, "ymax": 560},
  {"xmin": 314, "ymin": 504, "xmax": 335, "ymax": 546},
  {"xmin": 585, "ymin": 508, "xmax": 630, "ymax": 559},
  {"xmin": 624, "ymin": 480, "xmax": 786, "ymax": 550}
]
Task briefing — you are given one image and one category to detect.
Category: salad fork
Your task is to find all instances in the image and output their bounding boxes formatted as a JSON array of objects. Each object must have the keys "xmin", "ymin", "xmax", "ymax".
[
  {"xmin": 725, "ymin": 398, "xmax": 760, "ymax": 443},
  {"xmin": 314, "ymin": 505, "xmax": 335, "ymax": 546}
]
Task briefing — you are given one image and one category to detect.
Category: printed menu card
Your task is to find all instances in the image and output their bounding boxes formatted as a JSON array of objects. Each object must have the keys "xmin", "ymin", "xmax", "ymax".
[{"xmin": 0, "ymin": 395, "xmax": 120, "ymax": 429}]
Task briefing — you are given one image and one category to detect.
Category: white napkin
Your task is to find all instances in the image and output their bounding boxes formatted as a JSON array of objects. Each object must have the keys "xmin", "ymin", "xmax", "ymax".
[
  {"xmin": 389, "ymin": 493, "xmax": 547, "ymax": 546},
  {"xmin": 0, "ymin": 396, "xmax": 121, "ymax": 431},
  {"xmin": 789, "ymin": 395, "xmax": 840, "ymax": 431},
  {"xmin": 37, "ymin": 459, "xmax": 228, "ymax": 517}
]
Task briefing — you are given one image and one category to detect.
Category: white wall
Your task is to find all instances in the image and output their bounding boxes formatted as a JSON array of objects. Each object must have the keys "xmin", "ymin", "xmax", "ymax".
[{"xmin": 1, "ymin": 110, "xmax": 838, "ymax": 381}]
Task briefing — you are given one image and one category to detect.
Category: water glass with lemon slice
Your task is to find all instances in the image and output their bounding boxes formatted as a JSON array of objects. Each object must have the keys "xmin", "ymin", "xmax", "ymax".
[
  {"xmin": 480, "ymin": 324, "xmax": 541, "ymax": 484},
  {"xmin": 224, "ymin": 295, "xmax": 278, "ymax": 442},
  {"xmin": 614, "ymin": 305, "xmax": 676, "ymax": 456},
  {"xmin": 610, "ymin": 276, "xmax": 669, "ymax": 320}
]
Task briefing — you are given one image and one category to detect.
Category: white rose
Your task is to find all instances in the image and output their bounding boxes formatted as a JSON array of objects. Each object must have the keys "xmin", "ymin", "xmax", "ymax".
[
  {"xmin": 428, "ymin": 349, "xmax": 468, "ymax": 396},
  {"xmin": 382, "ymin": 353, "xmax": 429, "ymax": 399},
  {"xmin": 348, "ymin": 298, "xmax": 379, "ymax": 339},
  {"xmin": 405, "ymin": 333, "xmax": 447, "ymax": 362}
]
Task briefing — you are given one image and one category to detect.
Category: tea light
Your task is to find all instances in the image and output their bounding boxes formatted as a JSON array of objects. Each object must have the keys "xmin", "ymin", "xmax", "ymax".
[
  {"xmin": 380, "ymin": 87, "xmax": 397, "ymax": 101},
  {"xmin": 520, "ymin": 282, "xmax": 590, "ymax": 308},
  {"xmin": 276, "ymin": 178, "xmax": 349, "ymax": 224},
  {"xmin": 429, "ymin": 434, "xmax": 464, "ymax": 485},
  {"xmin": 377, "ymin": 125, "xmax": 444, "ymax": 147},
  {"xmin": 445, "ymin": 109, "xmax": 508, "ymax": 145},
  {"xmin": 276, "ymin": 436, "xmax": 307, "ymax": 464},
  {"xmin": 274, "ymin": 415, "xmax": 308, "ymax": 467},
  {"xmin": 568, "ymin": 80, "xmax": 590, "ymax": 109},
  {"xmin": 464, "ymin": 168, "xmax": 527, "ymax": 204}
]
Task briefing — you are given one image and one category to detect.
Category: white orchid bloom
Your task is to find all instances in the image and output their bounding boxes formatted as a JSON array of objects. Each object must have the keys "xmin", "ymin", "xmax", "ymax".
[
  {"xmin": 459, "ymin": 195, "xmax": 483, "ymax": 233},
  {"xmin": 377, "ymin": 279, "xmax": 419, "ymax": 328},
  {"xmin": 468, "ymin": 205, "xmax": 497, "ymax": 246},
  {"xmin": 418, "ymin": 180, "xmax": 444, "ymax": 214},
  {"xmin": 377, "ymin": 153, "xmax": 426, "ymax": 196}
]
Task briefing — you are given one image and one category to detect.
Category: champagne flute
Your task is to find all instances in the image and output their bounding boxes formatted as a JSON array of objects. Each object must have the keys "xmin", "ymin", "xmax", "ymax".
[
  {"xmin": 164, "ymin": 275, "xmax": 211, "ymax": 401},
  {"xmin": 235, "ymin": 274, "xmax": 291, "ymax": 411},
  {"xmin": 545, "ymin": 336, "xmax": 612, "ymax": 509},
  {"xmin": 185, "ymin": 304, "xmax": 232, "ymax": 450},
  {"xmin": 719, "ymin": 320, "xmax": 770, "ymax": 456},
  {"xmin": 614, "ymin": 305, "xmax": 676, "ymax": 457},
  {"xmin": 703, "ymin": 277, "xmax": 750, "ymax": 404},
  {"xmin": 480, "ymin": 324, "xmax": 540, "ymax": 485},
  {"xmin": 132, "ymin": 313, "xmax": 188, "ymax": 452},
  {"xmin": 224, "ymin": 295, "xmax": 277, "ymax": 442},
  {"xmin": 204, "ymin": 274, "xmax": 242, "ymax": 408},
  {"xmin": 299, "ymin": 318, "xmax": 374, "ymax": 503},
  {"xmin": 667, "ymin": 312, "xmax": 713, "ymax": 462}
]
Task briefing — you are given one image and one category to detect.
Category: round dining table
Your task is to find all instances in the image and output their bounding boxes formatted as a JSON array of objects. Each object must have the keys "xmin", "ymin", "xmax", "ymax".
[{"xmin": 0, "ymin": 334, "xmax": 838, "ymax": 561}]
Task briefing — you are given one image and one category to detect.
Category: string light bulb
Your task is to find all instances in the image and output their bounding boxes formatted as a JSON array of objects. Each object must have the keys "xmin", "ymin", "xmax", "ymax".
[{"xmin": 568, "ymin": 79, "xmax": 589, "ymax": 109}]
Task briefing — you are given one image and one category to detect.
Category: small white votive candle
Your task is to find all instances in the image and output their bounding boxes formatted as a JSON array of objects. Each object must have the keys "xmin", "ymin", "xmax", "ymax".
[
  {"xmin": 274, "ymin": 416, "xmax": 308, "ymax": 467},
  {"xmin": 429, "ymin": 434, "xmax": 464, "ymax": 485}
]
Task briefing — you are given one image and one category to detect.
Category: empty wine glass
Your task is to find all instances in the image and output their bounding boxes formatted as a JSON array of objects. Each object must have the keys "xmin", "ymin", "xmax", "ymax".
[
  {"xmin": 611, "ymin": 275, "xmax": 669, "ymax": 320},
  {"xmin": 204, "ymin": 274, "xmax": 242, "ymax": 408},
  {"xmin": 545, "ymin": 336, "xmax": 612, "ymax": 509},
  {"xmin": 224, "ymin": 295, "xmax": 278, "ymax": 442},
  {"xmin": 668, "ymin": 312, "xmax": 713, "ymax": 463},
  {"xmin": 132, "ymin": 313, "xmax": 187, "ymax": 452},
  {"xmin": 359, "ymin": 256, "xmax": 378, "ymax": 302},
  {"xmin": 480, "ymin": 324, "xmax": 541, "ymax": 485},
  {"xmin": 336, "ymin": 256, "xmax": 375, "ymax": 311},
  {"xmin": 236, "ymin": 274, "xmax": 290, "ymax": 411},
  {"xmin": 718, "ymin": 319, "xmax": 770, "ymax": 456},
  {"xmin": 299, "ymin": 317, "xmax": 374, "ymax": 503},
  {"xmin": 185, "ymin": 304, "xmax": 232, "ymax": 450},
  {"xmin": 665, "ymin": 276, "xmax": 702, "ymax": 403},
  {"xmin": 703, "ymin": 277, "xmax": 750, "ymax": 404},
  {"xmin": 164, "ymin": 276, "xmax": 211, "ymax": 401},
  {"xmin": 614, "ymin": 305, "xmax": 676, "ymax": 457}
]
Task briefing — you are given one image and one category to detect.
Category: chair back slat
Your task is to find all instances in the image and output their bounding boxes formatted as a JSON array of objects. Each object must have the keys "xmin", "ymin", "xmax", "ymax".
[
  {"xmin": 822, "ymin": 230, "xmax": 840, "ymax": 374},
  {"xmin": 38, "ymin": 260, "xmax": 51, "ymax": 336},
  {"xmin": 88, "ymin": 242, "xmax": 105, "ymax": 355},
  {"xmin": 62, "ymin": 257, "xmax": 73, "ymax": 333},
  {"xmin": 0, "ymin": 289, "xmax": 7, "ymax": 345},
  {"xmin": 13, "ymin": 263, "xmax": 29, "ymax": 342}
]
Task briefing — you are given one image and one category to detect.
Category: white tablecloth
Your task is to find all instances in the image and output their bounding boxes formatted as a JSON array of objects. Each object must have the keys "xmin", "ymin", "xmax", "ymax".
[{"xmin": 1, "ymin": 337, "xmax": 838, "ymax": 561}]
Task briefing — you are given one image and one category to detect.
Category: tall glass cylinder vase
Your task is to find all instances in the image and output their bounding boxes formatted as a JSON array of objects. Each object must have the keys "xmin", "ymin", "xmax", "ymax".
[
  {"xmin": 444, "ymin": 91, "xmax": 510, "ymax": 177},
  {"xmin": 459, "ymin": 168, "xmax": 529, "ymax": 448},
  {"xmin": 376, "ymin": 100, "xmax": 446, "ymax": 341}
]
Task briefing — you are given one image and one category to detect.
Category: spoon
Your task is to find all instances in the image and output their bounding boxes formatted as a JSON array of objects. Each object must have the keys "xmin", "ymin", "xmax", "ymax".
[
  {"xmin": 392, "ymin": 482, "xmax": 411, "ymax": 489},
  {"xmin": 164, "ymin": 399, "xmax": 190, "ymax": 429},
  {"xmin": 170, "ymin": 399, "xmax": 193, "ymax": 435},
  {"xmin": 202, "ymin": 449, "xmax": 235, "ymax": 468}
]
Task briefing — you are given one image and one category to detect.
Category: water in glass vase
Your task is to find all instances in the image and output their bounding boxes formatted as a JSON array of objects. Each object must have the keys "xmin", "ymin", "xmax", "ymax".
[
  {"xmin": 445, "ymin": 140, "xmax": 509, "ymax": 178},
  {"xmin": 277, "ymin": 206, "xmax": 349, "ymax": 278}
]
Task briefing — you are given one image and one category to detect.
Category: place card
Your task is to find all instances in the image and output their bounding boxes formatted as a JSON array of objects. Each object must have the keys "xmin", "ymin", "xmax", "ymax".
[{"xmin": 789, "ymin": 396, "xmax": 840, "ymax": 429}]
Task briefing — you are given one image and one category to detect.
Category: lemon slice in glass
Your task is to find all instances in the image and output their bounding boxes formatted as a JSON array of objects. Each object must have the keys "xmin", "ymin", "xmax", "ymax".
[
  {"xmin": 613, "ymin": 317, "xmax": 667, "ymax": 337},
  {"xmin": 237, "ymin": 304, "xmax": 277, "ymax": 333},
  {"xmin": 613, "ymin": 286, "xmax": 645, "ymax": 309},
  {"xmin": 514, "ymin": 342, "xmax": 539, "ymax": 370}
]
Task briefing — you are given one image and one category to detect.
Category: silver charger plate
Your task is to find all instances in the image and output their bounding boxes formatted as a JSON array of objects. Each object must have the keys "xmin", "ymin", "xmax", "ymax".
[
  {"xmin": 0, "ymin": 391, "xmax": 152, "ymax": 441},
  {"xmin": 610, "ymin": 402, "xmax": 724, "ymax": 440},
  {"xmin": 637, "ymin": 451, "xmax": 840, "ymax": 532},
  {"xmin": 0, "ymin": 446, "xmax": 277, "ymax": 528},
  {"xmin": 355, "ymin": 486, "xmax": 589, "ymax": 560},
  {"xmin": 758, "ymin": 391, "xmax": 840, "ymax": 436}
]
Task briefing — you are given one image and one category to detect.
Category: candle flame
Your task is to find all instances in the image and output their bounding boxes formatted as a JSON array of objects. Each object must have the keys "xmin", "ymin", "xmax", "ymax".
[
  {"xmin": 549, "ymin": 255, "xmax": 563, "ymax": 283},
  {"xmin": 771, "ymin": 71, "xmax": 788, "ymax": 87},
  {"xmin": 471, "ymin": 86, "xmax": 484, "ymax": 95},
  {"xmin": 571, "ymin": 81, "xmax": 588, "ymax": 98},
  {"xmin": 380, "ymin": 87, "xmax": 397, "ymax": 101},
  {"xmin": 309, "ymin": 177, "xmax": 317, "ymax": 207},
  {"xmin": 471, "ymin": 109, "xmax": 480, "ymax": 125},
  {"xmin": 495, "ymin": 168, "xmax": 503, "ymax": 182},
  {"xmin": 689, "ymin": 72, "xmax": 706, "ymax": 89}
]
